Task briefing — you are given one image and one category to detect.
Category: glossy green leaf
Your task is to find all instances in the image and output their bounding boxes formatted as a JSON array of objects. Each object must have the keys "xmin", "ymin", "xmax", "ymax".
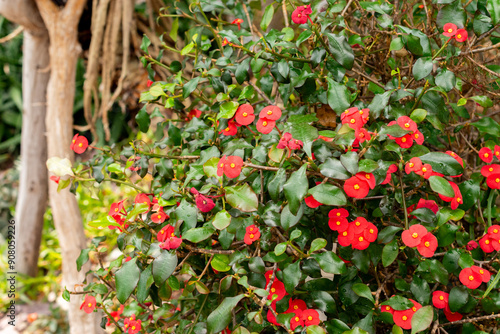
[
  {"xmin": 382, "ymin": 239, "xmax": 398, "ymax": 267},
  {"xmin": 312, "ymin": 251, "xmax": 346, "ymax": 274},
  {"xmin": 327, "ymin": 77, "xmax": 350, "ymax": 114},
  {"xmin": 182, "ymin": 76, "xmax": 201, "ymax": 99},
  {"xmin": 428, "ymin": 175, "xmax": 454, "ymax": 197},
  {"xmin": 435, "ymin": 70, "xmax": 456, "ymax": 92},
  {"xmin": 419, "ymin": 152, "xmax": 464, "ymax": 176},
  {"xmin": 320, "ymin": 158, "xmax": 351, "ymax": 180},
  {"xmin": 410, "ymin": 306, "xmax": 433, "ymax": 334},
  {"xmin": 211, "ymin": 254, "xmax": 231, "ymax": 272},
  {"xmin": 207, "ymin": 295, "xmax": 245, "ymax": 334},
  {"xmin": 288, "ymin": 114, "xmax": 319, "ymax": 157},
  {"xmin": 115, "ymin": 258, "xmax": 141, "ymax": 304},
  {"xmin": 410, "ymin": 108, "xmax": 427, "ymax": 123},
  {"xmin": 260, "ymin": 5, "xmax": 274, "ymax": 31},
  {"xmin": 182, "ymin": 227, "xmax": 214, "ymax": 243},
  {"xmin": 352, "ymin": 283, "xmax": 375, "ymax": 304},
  {"xmin": 472, "ymin": 117, "xmax": 500, "ymax": 137},
  {"xmin": 152, "ymin": 251, "xmax": 177, "ymax": 286},
  {"xmin": 212, "ymin": 210, "xmax": 231, "ymax": 230},
  {"xmin": 283, "ymin": 261, "xmax": 301, "ymax": 293},
  {"xmin": 326, "ymin": 33, "xmax": 355, "ymax": 70},
  {"xmin": 310, "ymin": 238, "xmax": 327, "ymax": 253},
  {"xmin": 283, "ymin": 165, "xmax": 309, "ymax": 215},
  {"xmin": 225, "ymin": 184, "xmax": 259, "ymax": 212},
  {"xmin": 449, "ymin": 286, "xmax": 469, "ymax": 312},
  {"xmin": 218, "ymin": 101, "xmax": 239, "ymax": 120},
  {"xmin": 412, "ymin": 57, "xmax": 433, "ymax": 81},
  {"xmin": 308, "ymin": 183, "xmax": 347, "ymax": 206},
  {"xmin": 76, "ymin": 249, "xmax": 90, "ymax": 272}
]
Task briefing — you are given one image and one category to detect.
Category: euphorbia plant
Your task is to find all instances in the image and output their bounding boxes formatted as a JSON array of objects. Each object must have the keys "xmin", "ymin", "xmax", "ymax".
[{"xmin": 52, "ymin": 1, "xmax": 500, "ymax": 333}]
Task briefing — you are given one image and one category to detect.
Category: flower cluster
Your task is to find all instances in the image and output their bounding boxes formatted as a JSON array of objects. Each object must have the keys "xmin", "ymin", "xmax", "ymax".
[
  {"xmin": 124, "ymin": 314, "xmax": 142, "ymax": 334},
  {"xmin": 329, "ymin": 211, "xmax": 378, "ymax": 250},
  {"xmin": 442, "ymin": 23, "xmax": 468, "ymax": 42},
  {"xmin": 402, "ymin": 224, "xmax": 438, "ymax": 257},
  {"xmin": 481, "ymin": 163, "xmax": 500, "ymax": 190},
  {"xmin": 405, "ymin": 157, "xmax": 434, "ymax": 179},
  {"xmin": 70, "ymin": 134, "xmax": 89, "ymax": 154},
  {"xmin": 277, "ymin": 132, "xmax": 303, "ymax": 150},
  {"xmin": 459, "ymin": 266, "xmax": 491, "ymax": 289},
  {"xmin": 343, "ymin": 172, "xmax": 375, "ymax": 199},
  {"xmin": 190, "ymin": 187, "xmax": 216, "ymax": 212},
  {"xmin": 387, "ymin": 116, "xmax": 424, "ymax": 149},
  {"xmin": 106, "ymin": 305, "xmax": 124, "ymax": 327},
  {"xmin": 479, "ymin": 224, "xmax": 500, "ymax": 253},
  {"xmin": 217, "ymin": 155, "xmax": 244, "ymax": 179},
  {"xmin": 432, "ymin": 291, "xmax": 463, "ymax": 322},
  {"xmin": 244, "ymin": 224, "xmax": 260, "ymax": 245},
  {"xmin": 220, "ymin": 104, "xmax": 282, "ymax": 136},
  {"xmin": 291, "ymin": 5, "xmax": 312, "ymax": 25},
  {"xmin": 382, "ymin": 299, "xmax": 422, "ymax": 330},
  {"xmin": 157, "ymin": 225, "xmax": 182, "ymax": 250}
]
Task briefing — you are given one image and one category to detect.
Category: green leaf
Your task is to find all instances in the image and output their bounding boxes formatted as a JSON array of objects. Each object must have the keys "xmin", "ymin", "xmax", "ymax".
[
  {"xmin": 211, "ymin": 254, "xmax": 231, "ymax": 272},
  {"xmin": 140, "ymin": 35, "xmax": 151, "ymax": 53},
  {"xmin": 428, "ymin": 175, "xmax": 455, "ymax": 197},
  {"xmin": 62, "ymin": 288, "xmax": 70, "ymax": 302},
  {"xmin": 288, "ymin": 114, "xmax": 319, "ymax": 157},
  {"xmin": 275, "ymin": 242, "xmax": 287, "ymax": 256},
  {"xmin": 488, "ymin": 0, "xmax": 500, "ymax": 24},
  {"xmin": 249, "ymin": 257, "xmax": 265, "ymax": 273},
  {"xmin": 449, "ymin": 286, "xmax": 469, "ymax": 312},
  {"xmin": 352, "ymin": 283, "xmax": 375, "ymax": 304},
  {"xmin": 340, "ymin": 151, "xmax": 359, "ymax": 174},
  {"xmin": 152, "ymin": 251, "xmax": 177, "ymax": 286},
  {"xmin": 76, "ymin": 249, "xmax": 90, "ymax": 272},
  {"xmin": 412, "ymin": 57, "xmax": 433, "ymax": 81},
  {"xmin": 327, "ymin": 77, "xmax": 350, "ymax": 114},
  {"xmin": 343, "ymin": 328, "xmax": 369, "ymax": 334},
  {"xmin": 283, "ymin": 165, "xmax": 309, "ymax": 215},
  {"xmin": 213, "ymin": 210, "xmax": 231, "ymax": 230},
  {"xmin": 281, "ymin": 204, "xmax": 304, "ymax": 230},
  {"xmin": 392, "ymin": 325, "xmax": 404, "ymax": 334},
  {"xmin": 435, "ymin": 70, "xmax": 456, "ymax": 92},
  {"xmin": 311, "ymin": 291, "xmax": 337, "ymax": 313},
  {"xmin": 483, "ymin": 270, "xmax": 500, "ymax": 298},
  {"xmin": 419, "ymin": 152, "xmax": 464, "ymax": 176},
  {"xmin": 410, "ymin": 108, "xmax": 427, "ymax": 123},
  {"xmin": 326, "ymin": 33, "xmax": 355, "ymax": 70},
  {"xmin": 307, "ymin": 325, "xmax": 326, "ymax": 334},
  {"xmin": 290, "ymin": 229, "xmax": 302, "ymax": 240},
  {"xmin": 218, "ymin": 101, "xmax": 239, "ymax": 120},
  {"xmin": 382, "ymin": 295, "xmax": 414, "ymax": 310},
  {"xmin": 312, "ymin": 251, "xmax": 346, "ymax": 274},
  {"xmin": 182, "ymin": 76, "xmax": 201, "ymax": 99},
  {"xmin": 183, "ymin": 227, "xmax": 214, "ymax": 243},
  {"xmin": 390, "ymin": 37, "xmax": 404, "ymax": 51},
  {"xmin": 410, "ymin": 276, "xmax": 430, "ymax": 305},
  {"xmin": 136, "ymin": 106, "xmax": 150, "ymax": 133},
  {"xmin": 410, "ymin": 306, "xmax": 433, "ymax": 334},
  {"xmin": 310, "ymin": 238, "xmax": 327, "ymax": 253},
  {"xmin": 181, "ymin": 42, "xmax": 194, "ymax": 55},
  {"xmin": 470, "ymin": 95, "xmax": 493, "ymax": 108},
  {"xmin": 382, "ymin": 239, "xmax": 398, "ymax": 267},
  {"xmin": 115, "ymin": 258, "xmax": 141, "ymax": 304},
  {"xmin": 320, "ymin": 158, "xmax": 351, "ymax": 180},
  {"xmin": 367, "ymin": 90, "xmax": 393, "ymax": 118},
  {"xmin": 472, "ymin": 117, "xmax": 500, "ymax": 137},
  {"xmin": 225, "ymin": 184, "xmax": 259, "ymax": 212},
  {"xmin": 235, "ymin": 58, "xmax": 250, "ymax": 84},
  {"xmin": 297, "ymin": 30, "xmax": 313, "ymax": 47},
  {"xmin": 436, "ymin": 1, "xmax": 466, "ymax": 28},
  {"xmin": 175, "ymin": 200, "xmax": 198, "ymax": 231},
  {"xmin": 380, "ymin": 124, "xmax": 411, "ymax": 137},
  {"xmin": 207, "ymin": 295, "xmax": 245, "ymax": 334},
  {"xmin": 283, "ymin": 261, "xmax": 301, "ymax": 293},
  {"xmin": 308, "ymin": 183, "xmax": 347, "ymax": 206},
  {"xmin": 358, "ymin": 159, "xmax": 379, "ymax": 173},
  {"xmin": 260, "ymin": 5, "xmax": 274, "ymax": 31},
  {"xmin": 136, "ymin": 264, "xmax": 153, "ymax": 303},
  {"xmin": 268, "ymin": 168, "xmax": 287, "ymax": 201}
]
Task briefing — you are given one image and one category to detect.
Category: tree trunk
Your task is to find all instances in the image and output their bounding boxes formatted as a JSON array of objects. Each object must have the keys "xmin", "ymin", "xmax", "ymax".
[
  {"xmin": 35, "ymin": 0, "xmax": 103, "ymax": 332},
  {"xmin": 0, "ymin": 0, "xmax": 49, "ymax": 277}
]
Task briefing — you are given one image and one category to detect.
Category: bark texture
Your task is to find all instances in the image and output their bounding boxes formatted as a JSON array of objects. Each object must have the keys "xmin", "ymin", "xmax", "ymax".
[
  {"xmin": 0, "ymin": 0, "xmax": 49, "ymax": 277},
  {"xmin": 34, "ymin": 0, "xmax": 104, "ymax": 332}
]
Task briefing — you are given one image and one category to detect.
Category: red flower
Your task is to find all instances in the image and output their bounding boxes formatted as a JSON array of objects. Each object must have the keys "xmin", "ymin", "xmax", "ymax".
[
  {"xmin": 471, "ymin": 265, "xmax": 491, "ymax": 282},
  {"xmin": 488, "ymin": 225, "xmax": 500, "ymax": 240},
  {"xmin": 443, "ymin": 23, "xmax": 457, "ymax": 37},
  {"xmin": 301, "ymin": 309, "xmax": 320, "ymax": 326},
  {"xmin": 355, "ymin": 128, "xmax": 371, "ymax": 143},
  {"xmin": 381, "ymin": 305, "xmax": 394, "ymax": 314},
  {"xmin": 264, "ymin": 269, "xmax": 280, "ymax": 287},
  {"xmin": 224, "ymin": 155, "xmax": 244, "ymax": 178},
  {"xmin": 446, "ymin": 151, "xmax": 464, "ymax": 167},
  {"xmin": 486, "ymin": 174, "xmax": 500, "ymax": 189},
  {"xmin": 412, "ymin": 130, "xmax": 425, "ymax": 145},
  {"xmin": 393, "ymin": 309, "xmax": 414, "ymax": 330},
  {"xmin": 342, "ymin": 112, "xmax": 364, "ymax": 130},
  {"xmin": 351, "ymin": 217, "xmax": 369, "ymax": 234},
  {"xmin": 305, "ymin": 195, "xmax": 323, "ymax": 208},
  {"xmin": 268, "ymin": 279, "xmax": 287, "ymax": 301},
  {"xmin": 381, "ymin": 164, "xmax": 398, "ymax": 185},
  {"xmin": 147, "ymin": 79, "xmax": 153, "ymax": 87},
  {"xmin": 479, "ymin": 235, "xmax": 495, "ymax": 253},
  {"xmin": 80, "ymin": 295, "xmax": 96, "ymax": 314},
  {"xmin": 344, "ymin": 175, "xmax": 370, "ymax": 198},
  {"xmin": 221, "ymin": 38, "xmax": 230, "ymax": 46},
  {"xmin": 417, "ymin": 232, "xmax": 438, "ymax": 257},
  {"xmin": 395, "ymin": 134, "xmax": 414, "ymax": 148},
  {"xmin": 244, "ymin": 224, "xmax": 260, "ymax": 245},
  {"xmin": 151, "ymin": 209, "xmax": 169, "ymax": 224},
  {"xmin": 259, "ymin": 105, "xmax": 282, "ymax": 120},
  {"xmin": 106, "ymin": 305, "xmax": 124, "ymax": 327},
  {"xmin": 328, "ymin": 216, "xmax": 348, "ymax": 232},
  {"xmin": 186, "ymin": 109, "xmax": 202, "ymax": 121},
  {"xmin": 232, "ymin": 18, "xmax": 244, "ymax": 30},
  {"xmin": 405, "ymin": 157, "xmax": 422, "ymax": 174},
  {"xmin": 351, "ymin": 233, "xmax": 371, "ymax": 250},
  {"xmin": 494, "ymin": 145, "xmax": 500, "ymax": 159},
  {"xmin": 158, "ymin": 225, "xmax": 182, "ymax": 250},
  {"xmin": 338, "ymin": 228, "xmax": 353, "ymax": 247},
  {"xmin": 219, "ymin": 120, "xmax": 238, "ymax": 136},
  {"xmin": 70, "ymin": 134, "xmax": 89, "ymax": 154},
  {"xmin": 285, "ymin": 299, "xmax": 308, "ymax": 313},
  {"xmin": 266, "ymin": 302, "xmax": 279, "ymax": 326},
  {"xmin": 277, "ymin": 132, "xmax": 292, "ymax": 149},
  {"xmin": 479, "ymin": 147, "xmax": 493, "ymax": 163},
  {"xmin": 481, "ymin": 164, "xmax": 500, "ymax": 177},
  {"xmin": 196, "ymin": 194, "xmax": 215, "ymax": 212},
  {"xmin": 329, "ymin": 208, "xmax": 349, "ymax": 218},
  {"xmin": 444, "ymin": 306, "xmax": 463, "ymax": 322},
  {"xmin": 109, "ymin": 200, "xmax": 125, "ymax": 218},
  {"xmin": 466, "ymin": 240, "xmax": 478, "ymax": 251},
  {"xmin": 356, "ymin": 172, "xmax": 376, "ymax": 189},
  {"xmin": 432, "ymin": 291, "xmax": 449, "ymax": 309},
  {"xmin": 402, "ymin": 224, "xmax": 428, "ymax": 248},
  {"xmin": 290, "ymin": 311, "xmax": 305, "ymax": 330},
  {"xmin": 291, "ymin": 5, "xmax": 312, "ymax": 24},
  {"xmin": 421, "ymin": 164, "xmax": 433, "ymax": 179},
  {"xmin": 235, "ymin": 103, "xmax": 255, "ymax": 125},
  {"xmin": 459, "ymin": 267, "xmax": 483, "ymax": 289},
  {"xmin": 50, "ymin": 175, "xmax": 60, "ymax": 184},
  {"xmin": 397, "ymin": 116, "xmax": 418, "ymax": 133},
  {"xmin": 256, "ymin": 117, "xmax": 275, "ymax": 134},
  {"xmin": 455, "ymin": 29, "xmax": 468, "ymax": 42},
  {"xmin": 124, "ymin": 315, "xmax": 142, "ymax": 334},
  {"xmin": 363, "ymin": 222, "xmax": 378, "ymax": 242},
  {"xmin": 217, "ymin": 155, "xmax": 227, "ymax": 177},
  {"xmin": 438, "ymin": 181, "xmax": 462, "ymax": 210},
  {"xmin": 135, "ymin": 193, "xmax": 151, "ymax": 211},
  {"xmin": 289, "ymin": 138, "xmax": 304, "ymax": 150}
]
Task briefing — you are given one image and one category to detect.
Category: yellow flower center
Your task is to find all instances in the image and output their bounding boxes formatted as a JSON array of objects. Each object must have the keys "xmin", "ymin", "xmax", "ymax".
[
  {"xmin": 354, "ymin": 184, "xmax": 360, "ymax": 190},
  {"xmin": 336, "ymin": 212, "xmax": 341, "ymax": 216},
  {"xmin": 486, "ymin": 240, "xmax": 490, "ymax": 245},
  {"xmin": 480, "ymin": 269, "xmax": 484, "ymax": 274},
  {"xmin": 366, "ymin": 175, "xmax": 371, "ymax": 179},
  {"xmin": 457, "ymin": 34, "xmax": 462, "ymax": 39},
  {"xmin": 359, "ymin": 111, "xmax": 363, "ymax": 115},
  {"xmin": 308, "ymin": 316, "xmax": 313, "ymax": 321},
  {"xmin": 359, "ymin": 133, "xmax": 365, "ymax": 137},
  {"xmin": 369, "ymin": 229, "xmax": 374, "ymax": 234},
  {"xmin": 350, "ymin": 119, "xmax": 356, "ymax": 124},
  {"xmin": 160, "ymin": 230, "xmax": 164, "ymax": 234},
  {"xmin": 231, "ymin": 163, "xmax": 235, "ymax": 168},
  {"xmin": 359, "ymin": 236, "xmax": 364, "ymax": 242},
  {"xmin": 250, "ymin": 233, "xmax": 254, "ymax": 239},
  {"xmin": 412, "ymin": 307, "xmax": 417, "ymax": 312},
  {"xmin": 336, "ymin": 221, "xmax": 341, "ymax": 226},
  {"xmin": 448, "ymin": 29, "xmax": 453, "ymax": 33},
  {"xmin": 295, "ymin": 316, "xmax": 300, "ymax": 321},
  {"xmin": 405, "ymin": 123, "xmax": 410, "ymax": 128},
  {"xmin": 171, "ymin": 232, "xmax": 175, "ymax": 237},
  {"xmin": 78, "ymin": 143, "xmax": 83, "ymax": 147},
  {"xmin": 242, "ymin": 112, "xmax": 247, "ymax": 117},
  {"xmin": 343, "ymin": 231, "xmax": 348, "ymax": 236},
  {"xmin": 132, "ymin": 326, "xmax": 136, "ymax": 330},
  {"xmin": 115, "ymin": 208, "xmax": 119, "ymax": 212},
  {"xmin": 469, "ymin": 275, "xmax": 474, "ymax": 281},
  {"xmin": 494, "ymin": 229, "xmax": 498, "ymax": 233},
  {"xmin": 157, "ymin": 214, "xmax": 161, "ymax": 219},
  {"xmin": 425, "ymin": 241, "xmax": 430, "ymax": 247},
  {"xmin": 409, "ymin": 163, "xmax": 414, "ymax": 167},
  {"xmin": 401, "ymin": 137, "xmax": 407, "ymax": 142},
  {"xmin": 88, "ymin": 303, "xmax": 92, "ymax": 307},
  {"xmin": 485, "ymin": 153, "xmax": 489, "ymax": 158},
  {"xmin": 496, "ymin": 178, "xmax": 500, "ymax": 183},
  {"xmin": 249, "ymin": 227, "xmax": 253, "ymax": 231},
  {"xmin": 355, "ymin": 221, "xmax": 360, "ymax": 226},
  {"xmin": 490, "ymin": 168, "xmax": 494, "ymax": 172},
  {"xmin": 267, "ymin": 110, "xmax": 273, "ymax": 115},
  {"xmin": 294, "ymin": 305, "xmax": 298, "ymax": 310},
  {"xmin": 262, "ymin": 121, "xmax": 268, "ymax": 126},
  {"xmin": 412, "ymin": 232, "xmax": 418, "ymax": 238},
  {"xmin": 271, "ymin": 288, "xmax": 275, "ymax": 292},
  {"xmin": 386, "ymin": 306, "xmax": 390, "ymax": 310},
  {"xmin": 220, "ymin": 163, "xmax": 224, "ymax": 168},
  {"xmin": 414, "ymin": 134, "xmax": 419, "ymax": 138},
  {"xmin": 457, "ymin": 198, "xmax": 461, "ymax": 203},
  {"xmin": 72, "ymin": 140, "xmax": 76, "ymax": 144},
  {"xmin": 422, "ymin": 167, "xmax": 427, "ymax": 172},
  {"xmin": 402, "ymin": 316, "xmax": 407, "ymax": 321},
  {"xmin": 225, "ymin": 127, "xmax": 230, "ymax": 132},
  {"xmin": 439, "ymin": 296, "xmax": 444, "ymax": 300}
]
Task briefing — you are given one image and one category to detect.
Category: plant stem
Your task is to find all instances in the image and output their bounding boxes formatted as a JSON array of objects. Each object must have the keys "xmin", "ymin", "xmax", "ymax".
[
  {"xmin": 432, "ymin": 37, "xmax": 453, "ymax": 60},
  {"xmin": 398, "ymin": 169, "xmax": 409, "ymax": 230},
  {"xmin": 187, "ymin": 293, "xmax": 209, "ymax": 334},
  {"xmin": 76, "ymin": 177, "xmax": 149, "ymax": 194},
  {"xmin": 411, "ymin": 80, "xmax": 429, "ymax": 111},
  {"xmin": 486, "ymin": 189, "xmax": 496, "ymax": 227}
]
